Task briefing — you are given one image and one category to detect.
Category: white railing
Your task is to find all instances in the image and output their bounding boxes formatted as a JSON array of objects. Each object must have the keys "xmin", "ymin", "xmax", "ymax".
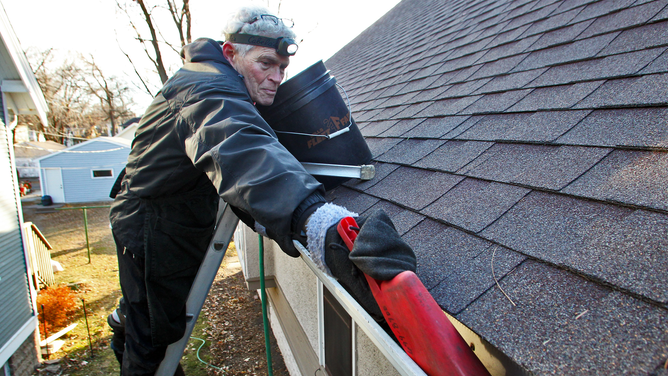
[{"xmin": 23, "ymin": 222, "xmax": 55, "ymax": 288}]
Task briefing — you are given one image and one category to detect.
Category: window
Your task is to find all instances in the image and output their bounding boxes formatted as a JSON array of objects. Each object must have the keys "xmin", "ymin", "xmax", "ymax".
[
  {"xmin": 324, "ymin": 287, "xmax": 352, "ymax": 376},
  {"xmin": 91, "ymin": 169, "xmax": 114, "ymax": 178}
]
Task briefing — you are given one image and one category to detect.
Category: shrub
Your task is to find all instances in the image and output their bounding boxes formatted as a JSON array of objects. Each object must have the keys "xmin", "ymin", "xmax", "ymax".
[{"xmin": 36, "ymin": 285, "xmax": 78, "ymax": 338}]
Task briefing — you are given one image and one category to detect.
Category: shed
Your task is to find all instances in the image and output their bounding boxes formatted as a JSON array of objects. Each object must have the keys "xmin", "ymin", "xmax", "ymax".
[
  {"xmin": 234, "ymin": 0, "xmax": 668, "ymax": 375},
  {"xmin": 0, "ymin": 0, "xmax": 49, "ymax": 373},
  {"xmin": 36, "ymin": 136, "xmax": 130, "ymax": 204}
]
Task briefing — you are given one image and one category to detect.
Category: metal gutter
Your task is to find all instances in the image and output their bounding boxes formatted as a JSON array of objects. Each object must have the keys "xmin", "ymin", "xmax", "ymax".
[{"xmin": 294, "ymin": 240, "xmax": 428, "ymax": 376}]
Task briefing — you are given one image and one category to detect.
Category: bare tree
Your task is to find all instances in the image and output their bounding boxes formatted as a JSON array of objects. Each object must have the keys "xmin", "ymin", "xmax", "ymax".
[
  {"xmin": 21, "ymin": 49, "xmax": 136, "ymax": 143},
  {"xmin": 83, "ymin": 56, "xmax": 135, "ymax": 136},
  {"xmin": 26, "ymin": 49, "xmax": 90, "ymax": 143},
  {"xmin": 115, "ymin": 0, "xmax": 192, "ymax": 92}
]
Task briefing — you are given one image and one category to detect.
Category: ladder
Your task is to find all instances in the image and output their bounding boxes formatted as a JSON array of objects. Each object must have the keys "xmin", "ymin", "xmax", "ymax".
[{"xmin": 155, "ymin": 163, "xmax": 374, "ymax": 375}]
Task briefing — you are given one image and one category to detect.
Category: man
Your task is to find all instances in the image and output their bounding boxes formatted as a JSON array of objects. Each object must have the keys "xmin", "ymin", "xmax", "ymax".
[
  {"xmin": 109, "ymin": 5, "xmax": 414, "ymax": 375},
  {"xmin": 109, "ymin": 6, "xmax": 326, "ymax": 375}
]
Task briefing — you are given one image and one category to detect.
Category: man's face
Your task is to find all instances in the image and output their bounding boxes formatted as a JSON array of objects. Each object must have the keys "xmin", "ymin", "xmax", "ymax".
[{"xmin": 234, "ymin": 46, "xmax": 289, "ymax": 106}]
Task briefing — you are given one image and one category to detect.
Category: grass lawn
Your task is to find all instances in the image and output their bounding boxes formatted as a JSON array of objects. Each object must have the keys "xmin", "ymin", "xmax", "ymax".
[{"xmin": 23, "ymin": 203, "xmax": 222, "ymax": 376}]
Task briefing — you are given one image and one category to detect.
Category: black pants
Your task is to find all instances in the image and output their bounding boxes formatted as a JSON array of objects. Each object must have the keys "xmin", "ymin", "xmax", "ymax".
[
  {"xmin": 115, "ymin": 241, "xmax": 193, "ymax": 376},
  {"xmin": 112, "ymin": 184, "xmax": 218, "ymax": 375},
  {"xmin": 117, "ymin": 243, "xmax": 171, "ymax": 375}
]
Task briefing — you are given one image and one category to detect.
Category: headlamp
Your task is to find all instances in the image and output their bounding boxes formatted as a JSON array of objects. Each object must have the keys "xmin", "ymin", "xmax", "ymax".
[{"xmin": 227, "ymin": 33, "xmax": 298, "ymax": 56}]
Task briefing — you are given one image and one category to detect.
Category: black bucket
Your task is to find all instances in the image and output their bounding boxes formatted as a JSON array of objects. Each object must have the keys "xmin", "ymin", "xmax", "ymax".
[{"xmin": 257, "ymin": 60, "xmax": 371, "ymax": 190}]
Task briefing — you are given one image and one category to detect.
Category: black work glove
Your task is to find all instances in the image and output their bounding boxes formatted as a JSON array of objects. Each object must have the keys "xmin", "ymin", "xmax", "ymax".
[
  {"xmin": 349, "ymin": 209, "xmax": 416, "ymax": 281},
  {"xmin": 323, "ymin": 215, "xmax": 385, "ymax": 321},
  {"xmin": 305, "ymin": 205, "xmax": 416, "ymax": 322}
]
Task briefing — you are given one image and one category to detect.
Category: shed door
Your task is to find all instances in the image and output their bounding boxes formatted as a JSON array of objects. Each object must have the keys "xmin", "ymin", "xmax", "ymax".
[{"xmin": 44, "ymin": 168, "xmax": 65, "ymax": 203}]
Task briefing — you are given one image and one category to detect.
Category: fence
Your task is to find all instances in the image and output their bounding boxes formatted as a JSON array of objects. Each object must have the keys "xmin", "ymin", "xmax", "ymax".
[{"xmin": 23, "ymin": 222, "xmax": 55, "ymax": 288}]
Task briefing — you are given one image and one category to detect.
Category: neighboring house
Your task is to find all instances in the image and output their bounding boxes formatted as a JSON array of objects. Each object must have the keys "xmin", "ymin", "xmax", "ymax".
[
  {"xmin": 36, "ymin": 136, "xmax": 131, "ymax": 204},
  {"xmin": 114, "ymin": 117, "xmax": 140, "ymax": 141},
  {"xmin": 0, "ymin": 0, "xmax": 49, "ymax": 374},
  {"xmin": 235, "ymin": 0, "xmax": 668, "ymax": 375},
  {"xmin": 13, "ymin": 141, "xmax": 65, "ymax": 178}
]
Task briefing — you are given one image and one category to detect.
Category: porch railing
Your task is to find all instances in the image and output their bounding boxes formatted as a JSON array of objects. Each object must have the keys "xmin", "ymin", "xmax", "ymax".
[{"xmin": 23, "ymin": 222, "xmax": 55, "ymax": 288}]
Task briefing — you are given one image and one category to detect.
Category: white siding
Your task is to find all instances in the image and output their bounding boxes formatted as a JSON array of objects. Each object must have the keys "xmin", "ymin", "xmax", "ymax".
[{"xmin": 0, "ymin": 120, "xmax": 34, "ymax": 363}]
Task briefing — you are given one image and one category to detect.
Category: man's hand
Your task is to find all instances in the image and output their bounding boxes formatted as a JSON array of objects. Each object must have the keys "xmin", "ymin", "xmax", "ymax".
[{"xmin": 305, "ymin": 204, "xmax": 416, "ymax": 321}]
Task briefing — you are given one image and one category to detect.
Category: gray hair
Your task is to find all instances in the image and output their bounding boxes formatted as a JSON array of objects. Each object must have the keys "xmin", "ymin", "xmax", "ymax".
[{"xmin": 222, "ymin": 6, "xmax": 296, "ymax": 57}]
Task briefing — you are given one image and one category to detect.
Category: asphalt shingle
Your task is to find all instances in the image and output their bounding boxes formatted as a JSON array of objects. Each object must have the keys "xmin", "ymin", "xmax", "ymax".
[
  {"xmin": 415, "ymin": 140, "xmax": 494, "ymax": 172},
  {"xmin": 506, "ymin": 2, "xmax": 560, "ymax": 30},
  {"xmin": 323, "ymin": 0, "xmax": 668, "ymax": 373},
  {"xmin": 455, "ymin": 110, "xmax": 591, "ymax": 142},
  {"xmin": 391, "ymin": 102, "xmax": 433, "ymax": 118},
  {"xmin": 461, "ymin": 89, "xmax": 532, "ymax": 113},
  {"xmin": 437, "ymin": 78, "xmax": 491, "ymax": 99},
  {"xmin": 562, "ymin": 150, "xmax": 668, "ymax": 211},
  {"xmin": 364, "ymin": 137, "xmax": 402, "ymax": 158},
  {"xmin": 476, "ymin": 35, "xmax": 542, "ymax": 64},
  {"xmin": 528, "ymin": 20, "xmax": 595, "ymax": 50},
  {"xmin": 430, "ymin": 245, "xmax": 527, "ymax": 314},
  {"xmin": 359, "ymin": 120, "xmax": 398, "ymax": 137},
  {"xmin": 577, "ymin": 1, "xmax": 665, "ymax": 39},
  {"xmin": 574, "ymin": 72, "xmax": 668, "ymax": 108},
  {"xmin": 467, "ymin": 54, "xmax": 529, "ymax": 80},
  {"xmin": 343, "ymin": 161, "xmax": 399, "ymax": 191},
  {"xmin": 363, "ymin": 200, "xmax": 425, "ymax": 235},
  {"xmin": 640, "ymin": 48, "xmax": 668, "ymax": 74},
  {"xmin": 570, "ymin": 0, "xmax": 637, "ymax": 23},
  {"xmin": 473, "ymin": 69, "xmax": 546, "ymax": 94},
  {"xmin": 326, "ymin": 188, "xmax": 379, "ymax": 215},
  {"xmin": 377, "ymin": 138, "xmax": 444, "ymax": 164},
  {"xmin": 530, "ymin": 46, "xmax": 665, "ymax": 86},
  {"xmin": 508, "ymin": 81, "xmax": 604, "ymax": 111},
  {"xmin": 403, "ymin": 219, "xmax": 492, "ymax": 290},
  {"xmin": 366, "ymin": 166, "xmax": 463, "ymax": 210},
  {"xmin": 378, "ymin": 118, "xmax": 424, "ymax": 137},
  {"xmin": 403, "ymin": 116, "xmax": 469, "ymax": 138},
  {"xmin": 421, "ymin": 178, "xmax": 530, "ymax": 233},
  {"xmin": 513, "ymin": 33, "xmax": 619, "ymax": 71},
  {"xmin": 458, "ymin": 261, "xmax": 668, "ymax": 375},
  {"xmin": 480, "ymin": 191, "xmax": 668, "ymax": 303},
  {"xmin": 556, "ymin": 107, "xmax": 668, "ymax": 148},
  {"xmin": 484, "ymin": 24, "xmax": 533, "ymax": 50},
  {"xmin": 521, "ymin": 7, "xmax": 581, "ymax": 36},
  {"xmin": 416, "ymin": 96, "xmax": 483, "ymax": 117},
  {"xmin": 458, "ymin": 143, "xmax": 611, "ymax": 190},
  {"xmin": 375, "ymin": 105, "xmax": 410, "ymax": 121}
]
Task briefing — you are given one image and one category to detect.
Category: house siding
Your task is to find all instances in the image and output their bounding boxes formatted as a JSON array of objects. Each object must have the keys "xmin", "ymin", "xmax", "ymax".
[
  {"xmin": 238, "ymin": 225, "xmax": 408, "ymax": 376},
  {"xmin": 0, "ymin": 120, "xmax": 36, "ymax": 366}
]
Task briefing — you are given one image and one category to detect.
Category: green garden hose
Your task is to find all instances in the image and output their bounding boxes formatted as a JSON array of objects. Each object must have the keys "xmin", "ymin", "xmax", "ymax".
[{"xmin": 259, "ymin": 234, "xmax": 274, "ymax": 376}]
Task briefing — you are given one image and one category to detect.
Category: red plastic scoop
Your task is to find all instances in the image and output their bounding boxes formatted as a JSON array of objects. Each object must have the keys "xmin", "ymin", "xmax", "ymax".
[{"xmin": 337, "ymin": 216, "xmax": 490, "ymax": 376}]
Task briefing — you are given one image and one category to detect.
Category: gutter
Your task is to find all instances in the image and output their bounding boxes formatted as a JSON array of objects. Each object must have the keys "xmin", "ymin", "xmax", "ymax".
[{"xmin": 293, "ymin": 239, "xmax": 428, "ymax": 376}]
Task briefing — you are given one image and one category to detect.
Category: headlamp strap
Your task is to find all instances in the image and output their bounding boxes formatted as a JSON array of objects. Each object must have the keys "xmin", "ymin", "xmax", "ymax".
[{"xmin": 227, "ymin": 33, "xmax": 297, "ymax": 56}]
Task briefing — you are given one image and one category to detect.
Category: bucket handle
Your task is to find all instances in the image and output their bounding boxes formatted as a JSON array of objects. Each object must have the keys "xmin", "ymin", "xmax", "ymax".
[{"xmin": 274, "ymin": 83, "xmax": 352, "ymax": 140}]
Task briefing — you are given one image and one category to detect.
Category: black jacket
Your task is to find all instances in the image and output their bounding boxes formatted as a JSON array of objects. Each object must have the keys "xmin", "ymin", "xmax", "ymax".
[{"xmin": 110, "ymin": 38, "xmax": 324, "ymax": 257}]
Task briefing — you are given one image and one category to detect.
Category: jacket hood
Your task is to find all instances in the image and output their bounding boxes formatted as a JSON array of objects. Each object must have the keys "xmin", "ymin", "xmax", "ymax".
[{"xmin": 181, "ymin": 38, "xmax": 231, "ymax": 66}]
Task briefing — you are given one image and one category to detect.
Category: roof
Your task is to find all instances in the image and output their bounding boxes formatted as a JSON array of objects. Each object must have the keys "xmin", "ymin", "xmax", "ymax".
[
  {"xmin": 0, "ymin": 0, "xmax": 48, "ymax": 127},
  {"xmin": 13, "ymin": 140, "xmax": 65, "ymax": 159},
  {"xmin": 323, "ymin": 0, "xmax": 668, "ymax": 374},
  {"xmin": 36, "ymin": 136, "xmax": 131, "ymax": 162},
  {"xmin": 115, "ymin": 123, "xmax": 139, "ymax": 140}
]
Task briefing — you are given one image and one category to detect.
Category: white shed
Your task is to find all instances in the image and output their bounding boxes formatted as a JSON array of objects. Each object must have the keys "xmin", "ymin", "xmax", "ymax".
[{"xmin": 36, "ymin": 136, "xmax": 130, "ymax": 203}]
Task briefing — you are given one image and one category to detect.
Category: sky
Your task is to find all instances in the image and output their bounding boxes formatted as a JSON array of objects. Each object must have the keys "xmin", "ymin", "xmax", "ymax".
[{"xmin": 2, "ymin": 0, "xmax": 400, "ymax": 113}]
